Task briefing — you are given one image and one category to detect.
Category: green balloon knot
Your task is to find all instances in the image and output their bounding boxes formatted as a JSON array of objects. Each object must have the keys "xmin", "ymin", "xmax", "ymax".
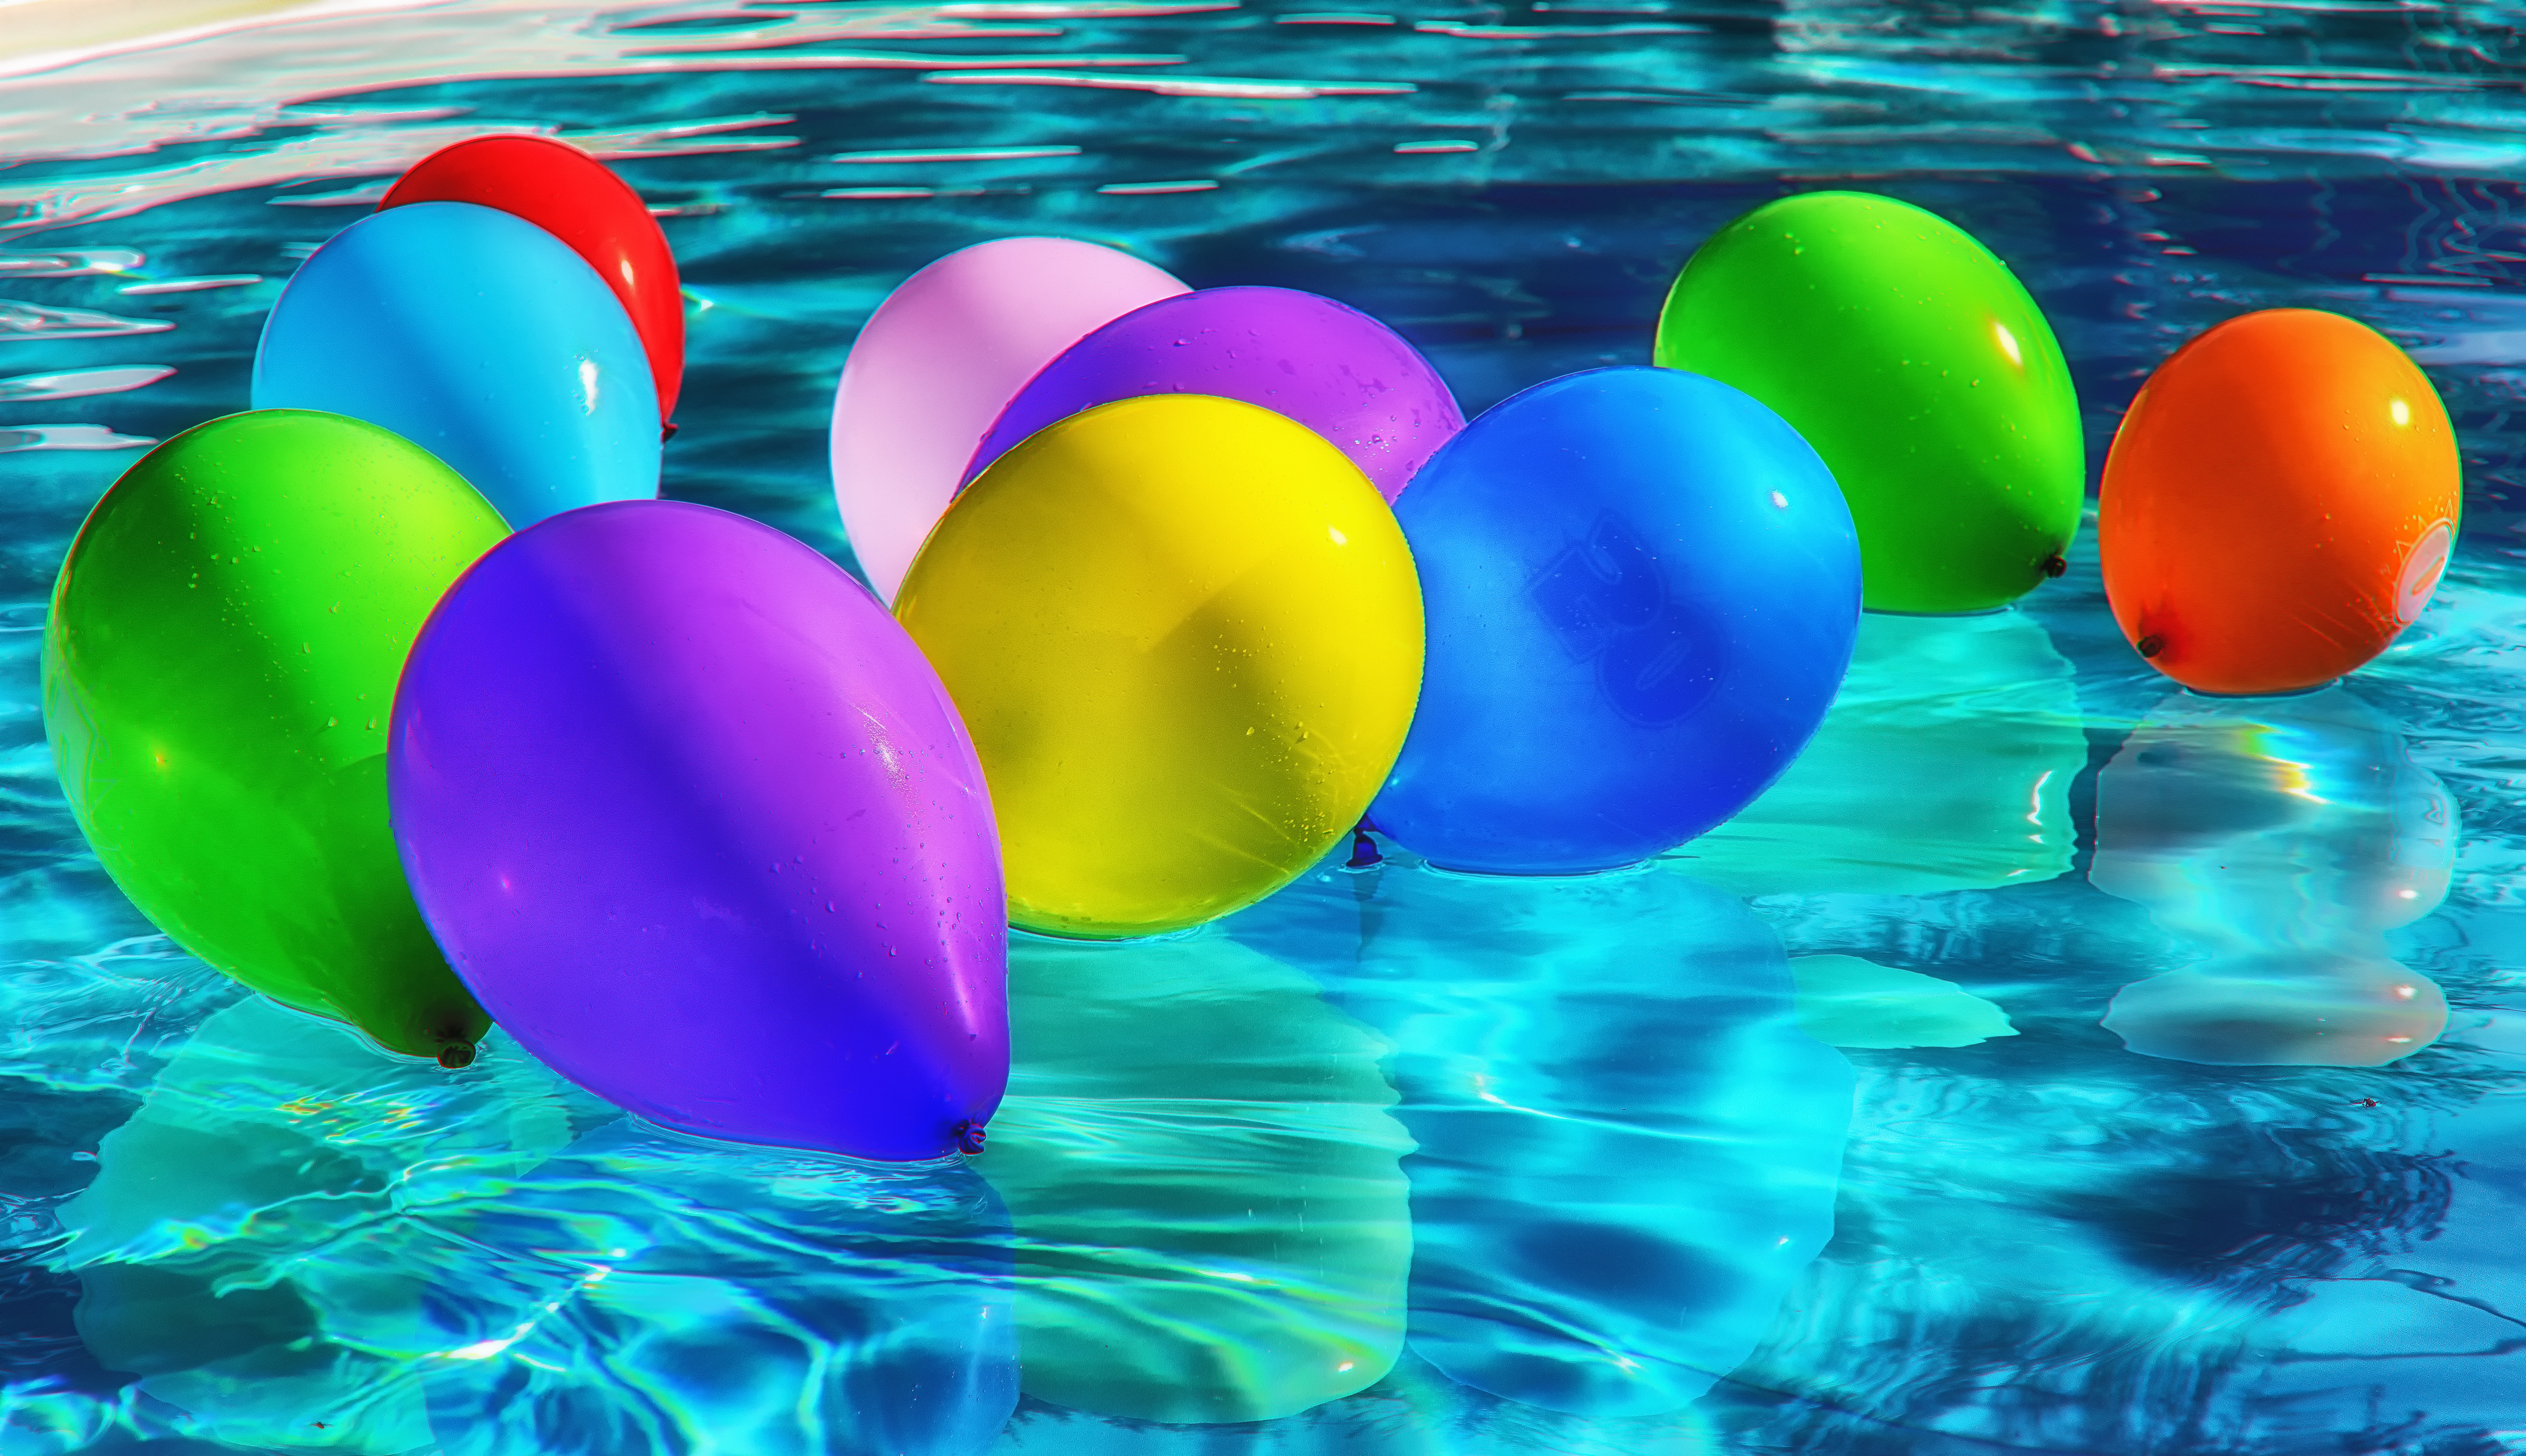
[{"xmin": 436, "ymin": 1041, "xmax": 477, "ymax": 1070}]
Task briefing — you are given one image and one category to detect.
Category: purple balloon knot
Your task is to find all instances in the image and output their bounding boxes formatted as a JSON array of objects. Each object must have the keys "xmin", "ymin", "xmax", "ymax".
[{"xmin": 954, "ymin": 1119, "xmax": 988, "ymax": 1155}]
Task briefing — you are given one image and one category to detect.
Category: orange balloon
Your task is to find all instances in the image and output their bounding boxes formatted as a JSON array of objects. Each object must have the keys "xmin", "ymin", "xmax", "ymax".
[{"xmin": 2101, "ymin": 308, "xmax": 2459, "ymax": 696}]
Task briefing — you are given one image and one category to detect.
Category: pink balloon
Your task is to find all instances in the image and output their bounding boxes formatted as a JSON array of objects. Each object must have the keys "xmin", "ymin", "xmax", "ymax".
[{"xmin": 829, "ymin": 238, "xmax": 1188, "ymax": 602}]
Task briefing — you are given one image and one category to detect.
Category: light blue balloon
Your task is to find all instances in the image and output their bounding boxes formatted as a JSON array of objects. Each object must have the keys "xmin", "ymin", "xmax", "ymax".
[
  {"xmin": 252, "ymin": 201, "xmax": 660, "ymax": 527},
  {"xmin": 1371, "ymin": 366, "xmax": 1861, "ymax": 874}
]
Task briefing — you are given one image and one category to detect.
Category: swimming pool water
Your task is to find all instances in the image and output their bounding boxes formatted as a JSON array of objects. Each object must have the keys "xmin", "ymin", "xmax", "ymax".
[{"xmin": 8, "ymin": 1, "xmax": 2526, "ymax": 1450}]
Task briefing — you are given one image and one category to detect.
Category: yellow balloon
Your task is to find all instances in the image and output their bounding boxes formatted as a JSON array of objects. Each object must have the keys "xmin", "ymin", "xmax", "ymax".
[{"xmin": 896, "ymin": 394, "xmax": 1423, "ymax": 939}]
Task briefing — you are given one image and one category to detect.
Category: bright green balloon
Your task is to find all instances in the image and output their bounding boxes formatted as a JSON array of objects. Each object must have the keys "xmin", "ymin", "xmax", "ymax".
[
  {"xmin": 1655, "ymin": 191, "xmax": 2083, "ymax": 614},
  {"xmin": 43, "ymin": 409, "xmax": 506, "ymax": 1062}
]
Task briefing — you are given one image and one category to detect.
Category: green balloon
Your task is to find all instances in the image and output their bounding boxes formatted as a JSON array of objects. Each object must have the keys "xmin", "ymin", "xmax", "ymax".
[
  {"xmin": 43, "ymin": 409, "xmax": 507, "ymax": 1062},
  {"xmin": 1655, "ymin": 191, "xmax": 2083, "ymax": 614}
]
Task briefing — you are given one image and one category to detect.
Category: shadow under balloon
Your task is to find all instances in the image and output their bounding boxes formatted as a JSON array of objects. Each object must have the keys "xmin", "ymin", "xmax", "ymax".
[
  {"xmin": 54, "ymin": 996, "xmax": 1018, "ymax": 1456},
  {"xmin": 1228, "ymin": 859, "xmax": 1854, "ymax": 1419},
  {"xmin": 1668, "ymin": 608, "xmax": 2085, "ymax": 897},
  {"xmin": 2089, "ymin": 687, "xmax": 2455, "ymax": 1066},
  {"xmin": 976, "ymin": 932, "xmax": 1414, "ymax": 1425}
]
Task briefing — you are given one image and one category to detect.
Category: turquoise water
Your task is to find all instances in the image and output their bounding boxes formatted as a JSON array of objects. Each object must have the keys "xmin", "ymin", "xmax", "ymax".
[{"xmin": 9, "ymin": 0, "xmax": 2526, "ymax": 1449}]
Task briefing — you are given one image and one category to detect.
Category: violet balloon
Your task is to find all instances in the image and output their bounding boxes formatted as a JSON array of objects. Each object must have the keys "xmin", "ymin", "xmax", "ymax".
[
  {"xmin": 389, "ymin": 500, "xmax": 1007, "ymax": 1162},
  {"xmin": 962, "ymin": 286, "xmax": 1463, "ymax": 501}
]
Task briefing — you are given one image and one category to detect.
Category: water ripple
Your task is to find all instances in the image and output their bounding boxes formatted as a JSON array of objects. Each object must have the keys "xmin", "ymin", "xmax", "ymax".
[
  {"xmin": 0, "ymin": 248, "xmax": 143, "ymax": 278},
  {"xmin": 113, "ymin": 274, "xmax": 259, "ymax": 294},
  {"xmin": 0, "ymin": 425, "xmax": 157, "ymax": 453},
  {"xmin": 0, "ymin": 366, "xmax": 175, "ymax": 402},
  {"xmin": 0, "ymin": 302, "xmax": 171, "ymax": 340},
  {"xmin": 0, "ymin": 115, "xmax": 799, "ymax": 235}
]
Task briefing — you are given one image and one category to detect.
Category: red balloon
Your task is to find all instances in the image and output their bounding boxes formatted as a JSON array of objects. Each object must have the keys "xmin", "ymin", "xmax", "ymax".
[{"xmin": 381, "ymin": 135, "xmax": 685, "ymax": 424}]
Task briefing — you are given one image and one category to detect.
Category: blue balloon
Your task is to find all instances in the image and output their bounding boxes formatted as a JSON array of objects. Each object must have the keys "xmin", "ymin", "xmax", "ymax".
[
  {"xmin": 1372, "ymin": 366, "xmax": 1860, "ymax": 874},
  {"xmin": 252, "ymin": 201, "xmax": 660, "ymax": 527}
]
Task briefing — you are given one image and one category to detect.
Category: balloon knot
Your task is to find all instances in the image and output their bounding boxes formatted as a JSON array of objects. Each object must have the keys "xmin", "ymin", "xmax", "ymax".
[
  {"xmin": 953, "ymin": 1120, "xmax": 987, "ymax": 1155},
  {"xmin": 661, "ymin": 421, "xmax": 681, "ymax": 442},
  {"xmin": 2136, "ymin": 633, "xmax": 2165, "ymax": 659},
  {"xmin": 1346, "ymin": 829, "xmax": 1382, "ymax": 869},
  {"xmin": 2042, "ymin": 553, "xmax": 2068, "ymax": 579},
  {"xmin": 437, "ymin": 1041, "xmax": 477, "ymax": 1070}
]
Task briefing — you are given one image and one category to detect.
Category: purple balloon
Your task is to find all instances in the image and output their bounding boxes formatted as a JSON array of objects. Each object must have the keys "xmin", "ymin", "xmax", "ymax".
[
  {"xmin": 389, "ymin": 499, "xmax": 1007, "ymax": 1162},
  {"xmin": 962, "ymin": 285, "xmax": 1464, "ymax": 501}
]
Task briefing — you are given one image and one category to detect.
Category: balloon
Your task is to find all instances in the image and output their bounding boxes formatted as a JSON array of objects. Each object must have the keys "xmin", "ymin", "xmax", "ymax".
[
  {"xmin": 1372, "ymin": 366, "xmax": 1859, "ymax": 876},
  {"xmin": 979, "ymin": 931, "xmax": 1410, "ymax": 1423},
  {"xmin": 380, "ymin": 134, "xmax": 686, "ymax": 424},
  {"xmin": 389, "ymin": 499, "xmax": 1007, "ymax": 1162},
  {"xmin": 1670, "ymin": 609, "xmax": 2085, "ymax": 897},
  {"xmin": 1655, "ymin": 190, "xmax": 2083, "ymax": 614},
  {"xmin": 895, "ymin": 394, "xmax": 1423, "ymax": 939},
  {"xmin": 253, "ymin": 201, "xmax": 662, "ymax": 529},
  {"xmin": 964, "ymin": 285, "xmax": 1462, "ymax": 501},
  {"xmin": 2099, "ymin": 308, "xmax": 2460, "ymax": 695},
  {"xmin": 1227, "ymin": 859, "xmax": 1852, "ymax": 1418},
  {"xmin": 832, "ymin": 237, "xmax": 1187, "ymax": 602},
  {"xmin": 42, "ymin": 410, "xmax": 501, "ymax": 1062}
]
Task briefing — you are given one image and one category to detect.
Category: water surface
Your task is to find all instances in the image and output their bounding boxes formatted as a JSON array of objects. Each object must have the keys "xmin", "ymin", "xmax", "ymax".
[{"xmin": 7, "ymin": 1, "xmax": 2526, "ymax": 1451}]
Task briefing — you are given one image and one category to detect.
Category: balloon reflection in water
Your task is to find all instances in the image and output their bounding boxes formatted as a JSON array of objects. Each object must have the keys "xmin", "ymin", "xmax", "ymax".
[
  {"xmin": 977, "ymin": 932, "xmax": 1412, "ymax": 1424},
  {"xmin": 1233, "ymin": 859, "xmax": 1853, "ymax": 1417},
  {"xmin": 2091, "ymin": 688, "xmax": 2455, "ymax": 1066},
  {"xmin": 1789, "ymin": 954, "xmax": 2018, "ymax": 1051},
  {"xmin": 55, "ymin": 998, "xmax": 1017, "ymax": 1456},
  {"xmin": 424, "ymin": 1125, "xmax": 1016, "ymax": 1456},
  {"xmin": 59, "ymin": 998, "xmax": 571, "ymax": 1452},
  {"xmin": 1674, "ymin": 608, "xmax": 2084, "ymax": 898}
]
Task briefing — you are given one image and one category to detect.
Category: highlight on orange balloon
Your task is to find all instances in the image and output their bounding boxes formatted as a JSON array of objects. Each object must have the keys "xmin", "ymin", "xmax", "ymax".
[{"xmin": 2099, "ymin": 308, "xmax": 2460, "ymax": 696}]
